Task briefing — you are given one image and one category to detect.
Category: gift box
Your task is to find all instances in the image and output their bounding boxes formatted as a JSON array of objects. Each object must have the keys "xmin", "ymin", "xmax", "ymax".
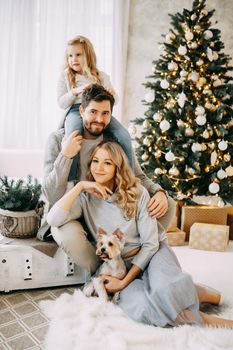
[
  {"xmin": 181, "ymin": 205, "xmax": 227, "ymax": 241},
  {"xmin": 226, "ymin": 206, "xmax": 233, "ymax": 240},
  {"xmin": 189, "ymin": 223, "xmax": 229, "ymax": 252},
  {"xmin": 167, "ymin": 228, "xmax": 186, "ymax": 246}
]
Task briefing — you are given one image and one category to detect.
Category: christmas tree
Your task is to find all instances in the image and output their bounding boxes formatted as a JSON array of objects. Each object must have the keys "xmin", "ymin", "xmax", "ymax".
[{"xmin": 132, "ymin": 0, "xmax": 233, "ymax": 204}]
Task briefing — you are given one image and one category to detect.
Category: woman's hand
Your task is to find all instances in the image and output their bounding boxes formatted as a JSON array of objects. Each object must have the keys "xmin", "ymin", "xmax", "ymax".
[
  {"xmin": 147, "ymin": 191, "xmax": 168, "ymax": 219},
  {"xmin": 79, "ymin": 181, "xmax": 112, "ymax": 200},
  {"xmin": 100, "ymin": 275, "xmax": 125, "ymax": 293}
]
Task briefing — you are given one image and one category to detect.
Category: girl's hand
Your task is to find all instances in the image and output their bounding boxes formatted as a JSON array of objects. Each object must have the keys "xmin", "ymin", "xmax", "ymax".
[
  {"xmin": 79, "ymin": 181, "xmax": 112, "ymax": 200},
  {"xmin": 100, "ymin": 275, "xmax": 125, "ymax": 293},
  {"xmin": 72, "ymin": 84, "xmax": 90, "ymax": 96}
]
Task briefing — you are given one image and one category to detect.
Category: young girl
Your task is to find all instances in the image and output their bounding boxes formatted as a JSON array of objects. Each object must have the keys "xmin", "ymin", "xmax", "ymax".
[
  {"xmin": 47, "ymin": 140, "xmax": 233, "ymax": 329},
  {"xmin": 57, "ymin": 35, "xmax": 133, "ymax": 180}
]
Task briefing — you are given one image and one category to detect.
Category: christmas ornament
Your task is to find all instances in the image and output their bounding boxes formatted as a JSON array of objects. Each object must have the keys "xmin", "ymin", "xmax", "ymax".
[
  {"xmin": 210, "ymin": 42, "xmax": 215, "ymax": 48},
  {"xmin": 201, "ymin": 9, "xmax": 208, "ymax": 16},
  {"xmin": 218, "ymin": 140, "xmax": 228, "ymax": 151},
  {"xmin": 128, "ymin": 125, "xmax": 137, "ymax": 136},
  {"xmin": 169, "ymin": 166, "xmax": 179, "ymax": 176},
  {"xmin": 213, "ymin": 79, "xmax": 222, "ymax": 87},
  {"xmin": 223, "ymin": 153, "xmax": 231, "ymax": 162},
  {"xmin": 195, "ymin": 106, "xmax": 205, "ymax": 115},
  {"xmin": 177, "ymin": 92, "xmax": 186, "ymax": 107},
  {"xmin": 191, "ymin": 143, "xmax": 202, "ymax": 152},
  {"xmin": 159, "ymin": 120, "xmax": 170, "ymax": 131},
  {"xmin": 217, "ymin": 168, "xmax": 226, "ymax": 180},
  {"xmin": 168, "ymin": 62, "xmax": 178, "ymax": 71},
  {"xmin": 195, "ymin": 115, "xmax": 207, "ymax": 125},
  {"xmin": 194, "ymin": 25, "xmax": 201, "ymax": 32},
  {"xmin": 154, "ymin": 151, "xmax": 162, "ymax": 158},
  {"xmin": 212, "ymin": 52, "xmax": 219, "ymax": 61},
  {"xmin": 165, "ymin": 151, "xmax": 175, "ymax": 162},
  {"xmin": 207, "ymin": 48, "xmax": 214, "ymax": 62},
  {"xmin": 188, "ymin": 167, "xmax": 196, "ymax": 175},
  {"xmin": 178, "ymin": 45, "xmax": 187, "ymax": 55},
  {"xmin": 143, "ymin": 137, "xmax": 151, "ymax": 146},
  {"xmin": 144, "ymin": 91, "xmax": 154, "ymax": 103},
  {"xmin": 225, "ymin": 166, "xmax": 233, "ymax": 177},
  {"xmin": 185, "ymin": 128, "xmax": 194, "ymax": 136},
  {"xmin": 189, "ymin": 71, "xmax": 199, "ymax": 82},
  {"xmin": 177, "ymin": 119, "xmax": 184, "ymax": 127},
  {"xmin": 191, "ymin": 14, "xmax": 197, "ymax": 21},
  {"xmin": 143, "ymin": 120, "xmax": 151, "ymax": 128},
  {"xmin": 154, "ymin": 168, "xmax": 162, "ymax": 175},
  {"xmin": 165, "ymin": 32, "xmax": 175, "ymax": 43},
  {"xmin": 180, "ymin": 70, "xmax": 187, "ymax": 77},
  {"xmin": 185, "ymin": 31, "xmax": 194, "ymax": 41},
  {"xmin": 202, "ymin": 130, "xmax": 210, "ymax": 139},
  {"xmin": 204, "ymin": 30, "xmax": 213, "ymax": 39},
  {"xmin": 160, "ymin": 79, "xmax": 169, "ymax": 89},
  {"xmin": 198, "ymin": 77, "xmax": 206, "ymax": 86},
  {"xmin": 141, "ymin": 153, "xmax": 149, "ymax": 161},
  {"xmin": 209, "ymin": 182, "xmax": 220, "ymax": 194},
  {"xmin": 191, "ymin": 42, "xmax": 198, "ymax": 49},
  {"xmin": 211, "ymin": 151, "xmax": 218, "ymax": 166},
  {"xmin": 153, "ymin": 112, "xmax": 162, "ymax": 122},
  {"xmin": 196, "ymin": 59, "xmax": 204, "ymax": 66}
]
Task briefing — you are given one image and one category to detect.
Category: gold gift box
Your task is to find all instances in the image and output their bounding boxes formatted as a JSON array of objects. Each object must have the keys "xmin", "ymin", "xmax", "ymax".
[
  {"xmin": 167, "ymin": 228, "xmax": 186, "ymax": 246},
  {"xmin": 189, "ymin": 223, "xmax": 229, "ymax": 252},
  {"xmin": 181, "ymin": 205, "xmax": 227, "ymax": 241}
]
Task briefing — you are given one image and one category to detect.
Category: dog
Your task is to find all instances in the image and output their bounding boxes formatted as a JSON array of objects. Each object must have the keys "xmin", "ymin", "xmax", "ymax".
[{"xmin": 83, "ymin": 227, "xmax": 127, "ymax": 303}]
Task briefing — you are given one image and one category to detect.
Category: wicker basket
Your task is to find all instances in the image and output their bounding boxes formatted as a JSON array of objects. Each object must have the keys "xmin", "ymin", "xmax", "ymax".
[{"xmin": 0, "ymin": 207, "xmax": 43, "ymax": 238}]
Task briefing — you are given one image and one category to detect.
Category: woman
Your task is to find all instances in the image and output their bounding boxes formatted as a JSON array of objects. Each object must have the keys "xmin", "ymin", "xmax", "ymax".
[{"xmin": 47, "ymin": 141, "xmax": 233, "ymax": 328}]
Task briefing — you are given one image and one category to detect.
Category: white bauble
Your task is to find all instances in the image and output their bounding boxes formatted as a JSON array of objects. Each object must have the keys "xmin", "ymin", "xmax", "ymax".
[
  {"xmin": 211, "ymin": 151, "xmax": 218, "ymax": 166},
  {"xmin": 165, "ymin": 32, "xmax": 175, "ymax": 43},
  {"xmin": 188, "ymin": 167, "xmax": 196, "ymax": 175},
  {"xmin": 143, "ymin": 120, "xmax": 150, "ymax": 128},
  {"xmin": 189, "ymin": 71, "xmax": 199, "ymax": 82},
  {"xmin": 195, "ymin": 106, "xmax": 205, "ymax": 115},
  {"xmin": 154, "ymin": 168, "xmax": 162, "ymax": 175},
  {"xmin": 178, "ymin": 92, "xmax": 186, "ymax": 108},
  {"xmin": 191, "ymin": 143, "xmax": 202, "ymax": 152},
  {"xmin": 194, "ymin": 25, "xmax": 201, "ymax": 31},
  {"xmin": 218, "ymin": 140, "xmax": 228, "ymax": 151},
  {"xmin": 168, "ymin": 62, "xmax": 178, "ymax": 71},
  {"xmin": 169, "ymin": 166, "xmax": 179, "ymax": 176},
  {"xmin": 191, "ymin": 14, "xmax": 197, "ymax": 21},
  {"xmin": 178, "ymin": 45, "xmax": 187, "ymax": 55},
  {"xmin": 196, "ymin": 59, "xmax": 204, "ymax": 66},
  {"xmin": 185, "ymin": 31, "xmax": 194, "ymax": 41},
  {"xmin": 143, "ymin": 137, "xmax": 151, "ymax": 146},
  {"xmin": 217, "ymin": 168, "xmax": 227, "ymax": 180},
  {"xmin": 177, "ymin": 119, "xmax": 184, "ymax": 127},
  {"xmin": 191, "ymin": 42, "xmax": 198, "ymax": 49},
  {"xmin": 180, "ymin": 70, "xmax": 187, "ymax": 77},
  {"xmin": 128, "ymin": 125, "xmax": 137, "ymax": 136},
  {"xmin": 153, "ymin": 112, "xmax": 162, "ymax": 122},
  {"xmin": 165, "ymin": 151, "xmax": 175, "ymax": 162},
  {"xmin": 225, "ymin": 166, "xmax": 233, "ymax": 177},
  {"xmin": 159, "ymin": 120, "xmax": 170, "ymax": 131},
  {"xmin": 207, "ymin": 48, "xmax": 213, "ymax": 61},
  {"xmin": 204, "ymin": 30, "xmax": 213, "ymax": 39},
  {"xmin": 209, "ymin": 182, "xmax": 220, "ymax": 194},
  {"xmin": 213, "ymin": 79, "xmax": 222, "ymax": 87},
  {"xmin": 185, "ymin": 127, "xmax": 194, "ymax": 136},
  {"xmin": 212, "ymin": 52, "xmax": 219, "ymax": 61},
  {"xmin": 141, "ymin": 153, "xmax": 149, "ymax": 161},
  {"xmin": 160, "ymin": 79, "xmax": 169, "ymax": 89},
  {"xmin": 195, "ymin": 115, "xmax": 207, "ymax": 125},
  {"xmin": 202, "ymin": 130, "xmax": 210, "ymax": 139},
  {"xmin": 144, "ymin": 91, "xmax": 154, "ymax": 103}
]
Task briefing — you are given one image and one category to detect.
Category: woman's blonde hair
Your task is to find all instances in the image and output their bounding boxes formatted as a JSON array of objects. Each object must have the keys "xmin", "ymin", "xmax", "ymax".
[
  {"xmin": 87, "ymin": 141, "xmax": 141, "ymax": 220},
  {"xmin": 65, "ymin": 35, "xmax": 102, "ymax": 88}
]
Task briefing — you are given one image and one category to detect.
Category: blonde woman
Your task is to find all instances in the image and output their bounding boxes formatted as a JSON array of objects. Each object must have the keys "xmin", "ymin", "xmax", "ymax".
[
  {"xmin": 57, "ymin": 36, "xmax": 133, "ymax": 180},
  {"xmin": 47, "ymin": 141, "xmax": 233, "ymax": 328}
]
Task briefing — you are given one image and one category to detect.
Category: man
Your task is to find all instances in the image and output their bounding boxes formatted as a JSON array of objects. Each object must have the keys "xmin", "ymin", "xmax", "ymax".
[{"xmin": 42, "ymin": 84, "xmax": 176, "ymax": 273}]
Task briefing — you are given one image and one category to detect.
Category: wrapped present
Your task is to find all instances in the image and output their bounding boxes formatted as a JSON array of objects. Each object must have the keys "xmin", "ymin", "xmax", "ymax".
[
  {"xmin": 189, "ymin": 223, "xmax": 229, "ymax": 252},
  {"xmin": 167, "ymin": 228, "xmax": 186, "ymax": 246},
  {"xmin": 181, "ymin": 205, "xmax": 227, "ymax": 241},
  {"xmin": 226, "ymin": 206, "xmax": 233, "ymax": 240},
  {"xmin": 167, "ymin": 214, "xmax": 178, "ymax": 232}
]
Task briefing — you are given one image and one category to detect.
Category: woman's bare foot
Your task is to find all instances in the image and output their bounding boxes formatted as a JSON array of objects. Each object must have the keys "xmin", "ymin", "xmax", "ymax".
[
  {"xmin": 201, "ymin": 312, "xmax": 233, "ymax": 328},
  {"xmin": 196, "ymin": 284, "xmax": 221, "ymax": 305}
]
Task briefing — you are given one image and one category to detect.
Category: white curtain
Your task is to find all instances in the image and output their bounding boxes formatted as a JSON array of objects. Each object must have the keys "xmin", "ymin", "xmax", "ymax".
[{"xmin": 0, "ymin": 0, "xmax": 130, "ymax": 149}]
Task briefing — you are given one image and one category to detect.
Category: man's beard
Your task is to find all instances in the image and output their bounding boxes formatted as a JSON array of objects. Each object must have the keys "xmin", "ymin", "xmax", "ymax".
[{"xmin": 84, "ymin": 123, "xmax": 106, "ymax": 137}]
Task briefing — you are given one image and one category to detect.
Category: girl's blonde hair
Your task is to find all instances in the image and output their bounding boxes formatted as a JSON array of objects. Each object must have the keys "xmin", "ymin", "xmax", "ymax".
[
  {"xmin": 65, "ymin": 35, "xmax": 102, "ymax": 88},
  {"xmin": 87, "ymin": 141, "xmax": 141, "ymax": 220}
]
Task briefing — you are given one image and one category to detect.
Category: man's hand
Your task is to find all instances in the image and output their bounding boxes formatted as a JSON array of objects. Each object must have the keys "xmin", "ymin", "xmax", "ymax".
[
  {"xmin": 147, "ymin": 191, "xmax": 168, "ymax": 219},
  {"xmin": 61, "ymin": 130, "xmax": 83, "ymax": 159},
  {"xmin": 100, "ymin": 275, "xmax": 125, "ymax": 293}
]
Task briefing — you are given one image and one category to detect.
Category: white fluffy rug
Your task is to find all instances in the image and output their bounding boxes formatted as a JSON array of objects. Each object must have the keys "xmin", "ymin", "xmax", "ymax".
[{"xmin": 41, "ymin": 290, "xmax": 233, "ymax": 350}]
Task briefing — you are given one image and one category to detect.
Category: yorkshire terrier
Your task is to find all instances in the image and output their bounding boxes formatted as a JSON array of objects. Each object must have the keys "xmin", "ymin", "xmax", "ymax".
[{"xmin": 83, "ymin": 227, "xmax": 127, "ymax": 303}]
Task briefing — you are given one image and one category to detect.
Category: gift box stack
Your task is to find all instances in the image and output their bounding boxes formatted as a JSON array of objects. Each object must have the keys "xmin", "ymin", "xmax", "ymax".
[{"xmin": 178, "ymin": 204, "xmax": 232, "ymax": 252}]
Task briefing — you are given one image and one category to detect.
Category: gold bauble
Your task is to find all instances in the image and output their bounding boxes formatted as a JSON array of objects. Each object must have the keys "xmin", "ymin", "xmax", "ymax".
[{"xmin": 224, "ymin": 153, "xmax": 231, "ymax": 162}]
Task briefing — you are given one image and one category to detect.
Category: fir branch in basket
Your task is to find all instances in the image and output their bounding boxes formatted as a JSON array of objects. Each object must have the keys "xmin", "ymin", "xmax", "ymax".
[{"xmin": 0, "ymin": 175, "xmax": 45, "ymax": 212}]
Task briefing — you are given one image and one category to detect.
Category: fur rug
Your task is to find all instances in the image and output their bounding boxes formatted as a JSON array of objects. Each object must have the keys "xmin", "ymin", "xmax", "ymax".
[{"xmin": 41, "ymin": 290, "xmax": 233, "ymax": 350}]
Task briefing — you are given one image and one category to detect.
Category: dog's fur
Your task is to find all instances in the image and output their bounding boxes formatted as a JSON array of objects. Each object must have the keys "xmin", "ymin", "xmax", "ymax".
[{"xmin": 83, "ymin": 228, "xmax": 127, "ymax": 303}]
